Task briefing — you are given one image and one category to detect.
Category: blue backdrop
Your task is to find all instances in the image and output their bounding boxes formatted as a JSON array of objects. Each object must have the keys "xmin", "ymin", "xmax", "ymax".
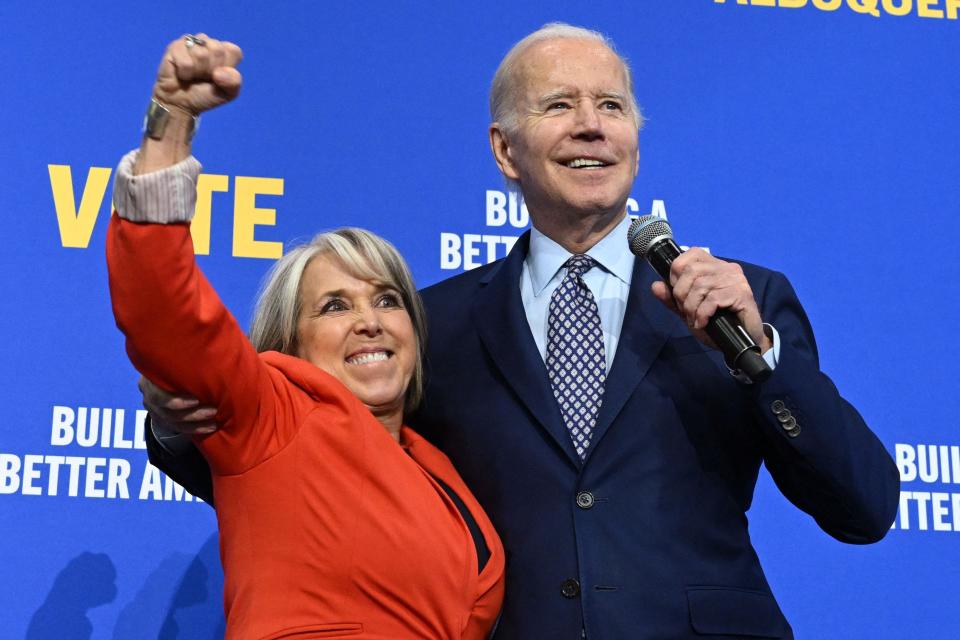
[{"xmin": 2, "ymin": 1, "xmax": 958, "ymax": 637}]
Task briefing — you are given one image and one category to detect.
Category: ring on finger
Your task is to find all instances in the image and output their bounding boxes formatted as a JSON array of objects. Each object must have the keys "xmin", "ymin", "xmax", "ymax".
[{"xmin": 184, "ymin": 34, "xmax": 207, "ymax": 48}]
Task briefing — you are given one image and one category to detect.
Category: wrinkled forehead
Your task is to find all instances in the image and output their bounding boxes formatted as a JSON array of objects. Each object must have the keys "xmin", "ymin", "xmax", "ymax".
[
  {"xmin": 301, "ymin": 252, "xmax": 392, "ymax": 295},
  {"xmin": 515, "ymin": 38, "xmax": 629, "ymax": 101}
]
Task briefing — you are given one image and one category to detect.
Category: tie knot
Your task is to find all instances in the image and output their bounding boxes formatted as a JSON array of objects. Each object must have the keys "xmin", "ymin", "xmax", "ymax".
[{"xmin": 565, "ymin": 254, "xmax": 597, "ymax": 279}]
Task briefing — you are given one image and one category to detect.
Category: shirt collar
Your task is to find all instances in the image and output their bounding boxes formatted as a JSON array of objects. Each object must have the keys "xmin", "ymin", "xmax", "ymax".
[{"xmin": 527, "ymin": 215, "xmax": 635, "ymax": 296}]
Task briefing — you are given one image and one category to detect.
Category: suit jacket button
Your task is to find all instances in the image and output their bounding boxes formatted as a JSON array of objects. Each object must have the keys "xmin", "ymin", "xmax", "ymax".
[
  {"xmin": 777, "ymin": 411, "xmax": 794, "ymax": 424},
  {"xmin": 779, "ymin": 416, "xmax": 797, "ymax": 430},
  {"xmin": 561, "ymin": 578, "xmax": 581, "ymax": 598},
  {"xmin": 785, "ymin": 425, "xmax": 802, "ymax": 438},
  {"xmin": 771, "ymin": 400, "xmax": 786, "ymax": 414},
  {"xmin": 576, "ymin": 491, "xmax": 595, "ymax": 509}
]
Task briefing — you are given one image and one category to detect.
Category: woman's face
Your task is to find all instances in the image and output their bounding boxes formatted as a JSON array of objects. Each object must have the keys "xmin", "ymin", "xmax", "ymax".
[{"xmin": 295, "ymin": 255, "xmax": 416, "ymax": 427}]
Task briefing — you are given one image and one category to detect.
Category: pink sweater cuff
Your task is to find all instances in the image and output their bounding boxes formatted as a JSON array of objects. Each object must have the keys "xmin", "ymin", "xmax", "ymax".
[{"xmin": 111, "ymin": 149, "xmax": 203, "ymax": 223}]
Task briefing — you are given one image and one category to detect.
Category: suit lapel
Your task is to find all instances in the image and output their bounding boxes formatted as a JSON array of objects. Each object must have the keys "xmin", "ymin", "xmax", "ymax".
[
  {"xmin": 471, "ymin": 233, "xmax": 583, "ymax": 468},
  {"xmin": 585, "ymin": 258, "xmax": 675, "ymax": 460}
]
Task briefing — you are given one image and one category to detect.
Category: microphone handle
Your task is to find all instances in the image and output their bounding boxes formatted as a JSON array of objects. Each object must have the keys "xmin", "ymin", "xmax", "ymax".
[{"xmin": 646, "ymin": 238, "xmax": 772, "ymax": 383}]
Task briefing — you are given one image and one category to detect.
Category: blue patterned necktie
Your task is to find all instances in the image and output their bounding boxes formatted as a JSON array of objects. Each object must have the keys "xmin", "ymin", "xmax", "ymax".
[{"xmin": 546, "ymin": 254, "xmax": 607, "ymax": 459}]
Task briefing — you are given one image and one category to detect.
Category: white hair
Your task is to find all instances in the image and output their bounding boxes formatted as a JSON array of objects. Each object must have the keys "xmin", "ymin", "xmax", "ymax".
[{"xmin": 490, "ymin": 22, "xmax": 644, "ymax": 136}]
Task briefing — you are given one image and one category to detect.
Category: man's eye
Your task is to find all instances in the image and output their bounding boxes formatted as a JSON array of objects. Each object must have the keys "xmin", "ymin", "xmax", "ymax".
[
  {"xmin": 601, "ymin": 100, "xmax": 623, "ymax": 111},
  {"xmin": 547, "ymin": 102, "xmax": 571, "ymax": 111}
]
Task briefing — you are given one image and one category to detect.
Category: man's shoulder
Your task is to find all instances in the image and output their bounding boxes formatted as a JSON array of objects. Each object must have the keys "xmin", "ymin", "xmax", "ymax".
[
  {"xmin": 417, "ymin": 260, "xmax": 508, "ymax": 348},
  {"xmin": 419, "ymin": 259, "xmax": 505, "ymax": 303}
]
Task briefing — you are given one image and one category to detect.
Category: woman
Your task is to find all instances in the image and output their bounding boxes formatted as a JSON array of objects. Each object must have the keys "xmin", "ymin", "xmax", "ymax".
[{"xmin": 107, "ymin": 34, "xmax": 504, "ymax": 639}]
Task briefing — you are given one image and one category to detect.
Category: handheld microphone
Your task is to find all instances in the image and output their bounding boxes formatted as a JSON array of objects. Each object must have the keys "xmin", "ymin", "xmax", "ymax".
[{"xmin": 627, "ymin": 215, "xmax": 772, "ymax": 383}]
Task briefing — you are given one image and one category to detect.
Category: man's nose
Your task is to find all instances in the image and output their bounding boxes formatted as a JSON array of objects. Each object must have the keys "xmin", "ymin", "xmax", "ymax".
[{"xmin": 572, "ymin": 102, "xmax": 603, "ymax": 139}]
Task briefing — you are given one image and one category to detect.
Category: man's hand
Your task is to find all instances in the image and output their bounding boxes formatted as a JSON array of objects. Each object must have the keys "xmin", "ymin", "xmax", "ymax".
[
  {"xmin": 139, "ymin": 377, "xmax": 218, "ymax": 435},
  {"xmin": 154, "ymin": 33, "xmax": 243, "ymax": 116},
  {"xmin": 650, "ymin": 248, "xmax": 772, "ymax": 354}
]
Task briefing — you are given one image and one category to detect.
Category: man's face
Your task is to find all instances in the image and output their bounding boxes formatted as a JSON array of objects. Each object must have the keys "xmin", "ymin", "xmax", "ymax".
[{"xmin": 492, "ymin": 38, "xmax": 639, "ymax": 225}]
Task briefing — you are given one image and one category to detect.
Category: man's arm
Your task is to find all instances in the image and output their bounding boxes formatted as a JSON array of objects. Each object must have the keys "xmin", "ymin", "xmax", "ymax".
[
  {"xmin": 746, "ymin": 268, "xmax": 900, "ymax": 543},
  {"xmin": 145, "ymin": 413, "xmax": 215, "ymax": 506},
  {"xmin": 136, "ymin": 377, "xmax": 215, "ymax": 505},
  {"xmin": 653, "ymin": 250, "xmax": 899, "ymax": 542},
  {"xmin": 137, "ymin": 378, "xmax": 217, "ymax": 506}
]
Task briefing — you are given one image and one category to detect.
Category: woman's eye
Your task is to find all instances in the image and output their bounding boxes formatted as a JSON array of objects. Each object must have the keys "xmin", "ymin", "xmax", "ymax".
[
  {"xmin": 376, "ymin": 293, "xmax": 402, "ymax": 308},
  {"xmin": 321, "ymin": 300, "xmax": 346, "ymax": 313}
]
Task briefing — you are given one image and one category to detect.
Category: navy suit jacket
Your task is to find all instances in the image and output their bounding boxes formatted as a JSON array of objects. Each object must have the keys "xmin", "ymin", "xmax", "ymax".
[
  {"xmin": 410, "ymin": 231, "xmax": 899, "ymax": 639},
  {"xmin": 148, "ymin": 231, "xmax": 899, "ymax": 640}
]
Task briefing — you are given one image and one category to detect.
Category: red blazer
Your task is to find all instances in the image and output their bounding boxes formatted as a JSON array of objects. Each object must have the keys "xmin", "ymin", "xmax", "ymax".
[{"xmin": 108, "ymin": 216, "xmax": 505, "ymax": 639}]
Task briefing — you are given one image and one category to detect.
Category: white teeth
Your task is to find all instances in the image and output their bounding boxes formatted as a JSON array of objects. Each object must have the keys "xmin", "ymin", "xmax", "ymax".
[
  {"xmin": 566, "ymin": 158, "xmax": 607, "ymax": 168},
  {"xmin": 347, "ymin": 351, "xmax": 389, "ymax": 365}
]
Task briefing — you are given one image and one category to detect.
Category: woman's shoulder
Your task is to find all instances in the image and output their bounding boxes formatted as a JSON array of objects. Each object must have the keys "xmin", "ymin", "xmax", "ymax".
[{"xmin": 258, "ymin": 351, "xmax": 360, "ymax": 408}]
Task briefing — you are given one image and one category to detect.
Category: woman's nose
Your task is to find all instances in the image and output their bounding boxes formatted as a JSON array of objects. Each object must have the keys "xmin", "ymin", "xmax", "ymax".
[{"xmin": 352, "ymin": 306, "xmax": 382, "ymax": 335}]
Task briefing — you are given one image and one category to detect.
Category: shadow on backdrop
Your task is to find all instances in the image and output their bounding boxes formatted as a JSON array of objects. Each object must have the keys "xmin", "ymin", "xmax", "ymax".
[
  {"xmin": 26, "ymin": 551, "xmax": 118, "ymax": 640},
  {"xmin": 111, "ymin": 534, "xmax": 224, "ymax": 640}
]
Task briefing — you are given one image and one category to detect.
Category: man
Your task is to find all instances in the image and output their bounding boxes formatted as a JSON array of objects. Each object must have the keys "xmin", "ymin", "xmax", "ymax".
[{"xmin": 146, "ymin": 24, "xmax": 899, "ymax": 639}]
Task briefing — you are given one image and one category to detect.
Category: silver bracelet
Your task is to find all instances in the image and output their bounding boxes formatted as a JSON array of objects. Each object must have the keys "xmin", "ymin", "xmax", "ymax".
[{"xmin": 143, "ymin": 98, "xmax": 199, "ymax": 142}]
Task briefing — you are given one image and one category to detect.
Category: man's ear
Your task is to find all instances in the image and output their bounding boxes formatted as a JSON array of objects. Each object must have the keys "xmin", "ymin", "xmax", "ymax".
[{"xmin": 489, "ymin": 123, "xmax": 521, "ymax": 181}]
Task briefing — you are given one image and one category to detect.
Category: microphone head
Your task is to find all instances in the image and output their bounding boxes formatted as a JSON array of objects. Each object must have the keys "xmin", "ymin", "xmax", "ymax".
[{"xmin": 627, "ymin": 215, "xmax": 674, "ymax": 257}]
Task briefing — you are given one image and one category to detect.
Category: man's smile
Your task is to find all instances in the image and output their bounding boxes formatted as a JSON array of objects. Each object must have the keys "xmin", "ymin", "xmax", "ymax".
[{"xmin": 562, "ymin": 157, "xmax": 612, "ymax": 169}]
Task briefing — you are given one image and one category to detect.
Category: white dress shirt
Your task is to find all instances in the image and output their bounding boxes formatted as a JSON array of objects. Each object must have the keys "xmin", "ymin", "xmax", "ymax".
[{"xmin": 519, "ymin": 215, "xmax": 779, "ymax": 377}]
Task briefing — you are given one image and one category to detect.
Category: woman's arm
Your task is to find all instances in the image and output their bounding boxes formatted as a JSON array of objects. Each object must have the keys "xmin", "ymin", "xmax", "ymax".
[
  {"xmin": 107, "ymin": 36, "xmax": 302, "ymax": 476},
  {"xmin": 136, "ymin": 33, "xmax": 241, "ymax": 175}
]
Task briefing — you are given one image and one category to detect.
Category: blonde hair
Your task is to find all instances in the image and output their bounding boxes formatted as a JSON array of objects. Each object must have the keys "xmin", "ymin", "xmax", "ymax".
[{"xmin": 249, "ymin": 228, "xmax": 427, "ymax": 410}]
